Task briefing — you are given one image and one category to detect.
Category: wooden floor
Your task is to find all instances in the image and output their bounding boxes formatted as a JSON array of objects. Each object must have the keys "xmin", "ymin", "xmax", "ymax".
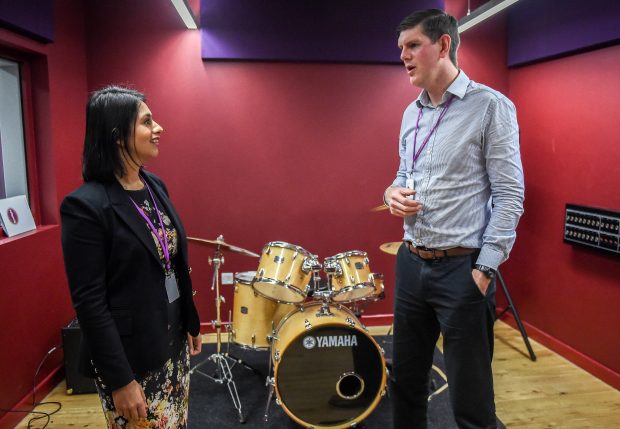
[{"xmin": 15, "ymin": 321, "xmax": 620, "ymax": 428}]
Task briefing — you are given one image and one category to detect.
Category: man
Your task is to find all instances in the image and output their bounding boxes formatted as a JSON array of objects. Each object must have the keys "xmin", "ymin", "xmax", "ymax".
[{"xmin": 383, "ymin": 9, "xmax": 524, "ymax": 429}]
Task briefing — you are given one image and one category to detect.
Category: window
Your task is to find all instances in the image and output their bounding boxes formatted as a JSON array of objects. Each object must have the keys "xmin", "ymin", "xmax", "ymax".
[{"xmin": 0, "ymin": 57, "xmax": 28, "ymax": 200}]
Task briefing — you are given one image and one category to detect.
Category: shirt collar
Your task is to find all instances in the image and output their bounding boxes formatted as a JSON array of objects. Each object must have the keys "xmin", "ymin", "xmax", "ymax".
[{"xmin": 416, "ymin": 70, "xmax": 470, "ymax": 108}]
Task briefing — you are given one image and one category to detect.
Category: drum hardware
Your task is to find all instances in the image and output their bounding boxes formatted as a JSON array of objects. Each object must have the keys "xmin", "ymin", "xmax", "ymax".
[{"xmin": 188, "ymin": 234, "xmax": 262, "ymax": 424}]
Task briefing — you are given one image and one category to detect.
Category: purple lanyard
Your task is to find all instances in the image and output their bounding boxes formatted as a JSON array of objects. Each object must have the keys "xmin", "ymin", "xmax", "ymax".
[
  {"xmin": 412, "ymin": 94, "xmax": 455, "ymax": 170},
  {"xmin": 130, "ymin": 180, "xmax": 171, "ymax": 273}
]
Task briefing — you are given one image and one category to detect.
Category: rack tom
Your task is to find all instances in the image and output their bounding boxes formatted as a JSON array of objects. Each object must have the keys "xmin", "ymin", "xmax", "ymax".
[
  {"xmin": 253, "ymin": 241, "xmax": 319, "ymax": 304},
  {"xmin": 324, "ymin": 251, "xmax": 374, "ymax": 303}
]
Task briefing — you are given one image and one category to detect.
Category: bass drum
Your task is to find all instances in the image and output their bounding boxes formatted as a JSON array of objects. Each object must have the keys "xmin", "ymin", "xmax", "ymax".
[{"xmin": 271, "ymin": 303, "xmax": 387, "ymax": 428}]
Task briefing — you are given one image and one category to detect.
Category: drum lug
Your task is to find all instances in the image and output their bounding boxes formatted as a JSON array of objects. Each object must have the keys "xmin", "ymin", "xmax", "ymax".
[
  {"xmin": 274, "ymin": 350, "xmax": 280, "ymax": 362},
  {"xmin": 304, "ymin": 319, "xmax": 312, "ymax": 330},
  {"xmin": 346, "ymin": 317, "xmax": 356, "ymax": 328},
  {"xmin": 275, "ymin": 398, "xmax": 281, "ymax": 406}
]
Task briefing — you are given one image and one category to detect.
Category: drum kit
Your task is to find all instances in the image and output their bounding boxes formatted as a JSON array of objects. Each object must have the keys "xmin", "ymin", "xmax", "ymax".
[{"xmin": 188, "ymin": 237, "xmax": 390, "ymax": 428}]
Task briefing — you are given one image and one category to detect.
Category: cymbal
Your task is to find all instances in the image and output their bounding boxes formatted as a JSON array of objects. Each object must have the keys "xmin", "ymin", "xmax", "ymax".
[
  {"xmin": 187, "ymin": 236, "xmax": 260, "ymax": 258},
  {"xmin": 379, "ymin": 241, "xmax": 402, "ymax": 255},
  {"xmin": 371, "ymin": 204, "xmax": 389, "ymax": 212}
]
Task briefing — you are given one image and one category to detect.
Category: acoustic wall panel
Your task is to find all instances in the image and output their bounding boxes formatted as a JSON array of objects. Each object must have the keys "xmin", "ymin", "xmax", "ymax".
[
  {"xmin": 0, "ymin": 0, "xmax": 53, "ymax": 42},
  {"xmin": 508, "ymin": 0, "xmax": 620, "ymax": 66},
  {"xmin": 201, "ymin": 0, "xmax": 444, "ymax": 63}
]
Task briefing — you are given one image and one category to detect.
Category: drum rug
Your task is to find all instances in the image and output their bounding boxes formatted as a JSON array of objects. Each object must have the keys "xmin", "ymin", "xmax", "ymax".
[{"xmin": 188, "ymin": 336, "xmax": 506, "ymax": 428}]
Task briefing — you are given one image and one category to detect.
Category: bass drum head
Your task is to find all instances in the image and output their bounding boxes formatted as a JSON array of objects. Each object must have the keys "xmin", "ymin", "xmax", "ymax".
[{"xmin": 275, "ymin": 324, "xmax": 385, "ymax": 428}]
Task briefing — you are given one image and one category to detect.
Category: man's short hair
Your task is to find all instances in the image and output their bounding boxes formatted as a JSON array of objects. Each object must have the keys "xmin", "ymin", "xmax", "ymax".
[{"xmin": 397, "ymin": 9, "xmax": 460, "ymax": 67}]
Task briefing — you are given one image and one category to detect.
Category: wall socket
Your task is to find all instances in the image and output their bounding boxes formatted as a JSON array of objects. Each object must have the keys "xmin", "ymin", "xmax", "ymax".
[{"xmin": 221, "ymin": 272, "xmax": 234, "ymax": 285}]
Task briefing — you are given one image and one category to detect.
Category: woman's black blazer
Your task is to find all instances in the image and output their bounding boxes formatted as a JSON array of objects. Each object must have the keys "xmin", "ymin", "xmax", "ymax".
[{"xmin": 60, "ymin": 170, "xmax": 200, "ymax": 392}]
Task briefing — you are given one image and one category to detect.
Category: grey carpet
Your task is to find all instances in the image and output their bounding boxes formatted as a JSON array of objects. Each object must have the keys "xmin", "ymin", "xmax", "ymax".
[{"xmin": 188, "ymin": 336, "xmax": 505, "ymax": 428}]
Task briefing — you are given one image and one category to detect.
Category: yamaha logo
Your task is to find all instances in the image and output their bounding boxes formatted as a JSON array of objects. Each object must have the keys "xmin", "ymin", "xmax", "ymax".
[
  {"xmin": 303, "ymin": 335, "xmax": 359, "ymax": 349},
  {"xmin": 303, "ymin": 336, "xmax": 317, "ymax": 349}
]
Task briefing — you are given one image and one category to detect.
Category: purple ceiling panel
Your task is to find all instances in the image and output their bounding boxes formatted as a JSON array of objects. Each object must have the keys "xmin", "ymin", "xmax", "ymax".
[
  {"xmin": 508, "ymin": 0, "xmax": 620, "ymax": 66},
  {"xmin": 0, "ymin": 0, "xmax": 53, "ymax": 42},
  {"xmin": 201, "ymin": 0, "xmax": 444, "ymax": 63}
]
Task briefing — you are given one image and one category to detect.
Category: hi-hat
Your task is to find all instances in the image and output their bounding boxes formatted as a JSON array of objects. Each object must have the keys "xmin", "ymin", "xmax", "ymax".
[
  {"xmin": 188, "ymin": 236, "xmax": 260, "ymax": 258},
  {"xmin": 379, "ymin": 242, "xmax": 402, "ymax": 255}
]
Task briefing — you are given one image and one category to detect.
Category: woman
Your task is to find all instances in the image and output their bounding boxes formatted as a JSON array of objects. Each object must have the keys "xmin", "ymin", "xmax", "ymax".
[{"xmin": 61, "ymin": 85, "xmax": 202, "ymax": 428}]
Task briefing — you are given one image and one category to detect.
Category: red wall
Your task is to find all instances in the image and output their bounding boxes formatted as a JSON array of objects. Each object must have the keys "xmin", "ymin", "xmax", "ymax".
[
  {"xmin": 0, "ymin": 0, "xmax": 87, "ymax": 424},
  {"xmin": 83, "ymin": 1, "xmax": 508, "ymax": 326},
  {"xmin": 502, "ymin": 44, "xmax": 620, "ymax": 375},
  {"xmin": 2, "ymin": 0, "xmax": 618, "ymax": 422}
]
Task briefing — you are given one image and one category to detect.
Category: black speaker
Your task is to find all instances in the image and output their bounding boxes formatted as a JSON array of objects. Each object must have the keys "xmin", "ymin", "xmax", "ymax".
[{"xmin": 61, "ymin": 319, "xmax": 97, "ymax": 394}]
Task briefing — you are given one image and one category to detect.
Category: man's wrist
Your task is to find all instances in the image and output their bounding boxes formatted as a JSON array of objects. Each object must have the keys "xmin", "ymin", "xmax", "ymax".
[
  {"xmin": 383, "ymin": 187, "xmax": 393, "ymax": 207},
  {"xmin": 474, "ymin": 264, "xmax": 496, "ymax": 279}
]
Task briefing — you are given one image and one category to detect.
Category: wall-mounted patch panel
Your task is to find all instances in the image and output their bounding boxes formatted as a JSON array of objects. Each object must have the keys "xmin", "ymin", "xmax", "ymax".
[{"xmin": 564, "ymin": 204, "xmax": 620, "ymax": 255}]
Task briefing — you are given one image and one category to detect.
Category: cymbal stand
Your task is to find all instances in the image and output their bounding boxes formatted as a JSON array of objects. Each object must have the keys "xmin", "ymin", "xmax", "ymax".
[{"xmin": 189, "ymin": 235, "xmax": 244, "ymax": 423}]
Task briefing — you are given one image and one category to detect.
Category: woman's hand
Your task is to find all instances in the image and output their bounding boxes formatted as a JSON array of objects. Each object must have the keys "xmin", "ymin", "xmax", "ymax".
[
  {"xmin": 188, "ymin": 333, "xmax": 202, "ymax": 356},
  {"xmin": 112, "ymin": 380, "xmax": 147, "ymax": 421}
]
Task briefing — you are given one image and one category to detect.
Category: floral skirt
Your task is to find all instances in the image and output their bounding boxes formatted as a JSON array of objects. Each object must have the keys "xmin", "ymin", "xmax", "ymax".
[{"xmin": 94, "ymin": 343, "xmax": 190, "ymax": 429}]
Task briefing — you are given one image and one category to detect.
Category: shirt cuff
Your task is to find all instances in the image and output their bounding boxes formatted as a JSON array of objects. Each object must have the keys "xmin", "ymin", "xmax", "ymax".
[{"xmin": 476, "ymin": 246, "xmax": 505, "ymax": 271}]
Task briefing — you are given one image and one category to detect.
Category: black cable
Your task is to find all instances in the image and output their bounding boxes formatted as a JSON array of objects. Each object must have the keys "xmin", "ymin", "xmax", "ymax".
[{"xmin": 0, "ymin": 345, "xmax": 63, "ymax": 428}]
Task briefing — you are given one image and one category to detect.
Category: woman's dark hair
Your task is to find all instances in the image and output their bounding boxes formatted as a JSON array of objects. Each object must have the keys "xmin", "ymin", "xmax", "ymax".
[
  {"xmin": 82, "ymin": 85, "xmax": 145, "ymax": 182},
  {"xmin": 396, "ymin": 9, "xmax": 460, "ymax": 67}
]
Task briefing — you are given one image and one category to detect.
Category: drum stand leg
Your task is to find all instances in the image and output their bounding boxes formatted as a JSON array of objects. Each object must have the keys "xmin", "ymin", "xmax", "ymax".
[
  {"xmin": 263, "ymin": 330, "xmax": 278, "ymax": 423},
  {"xmin": 263, "ymin": 376, "xmax": 275, "ymax": 423},
  {"xmin": 189, "ymin": 241, "xmax": 245, "ymax": 423}
]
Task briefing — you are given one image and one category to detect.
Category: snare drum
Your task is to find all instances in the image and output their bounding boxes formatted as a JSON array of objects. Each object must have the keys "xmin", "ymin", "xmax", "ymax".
[
  {"xmin": 324, "ymin": 251, "xmax": 374, "ymax": 302},
  {"xmin": 253, "ymin": 241, "xmax": 318, "ymax": 304},
  {"xmin": 271, "ymin": 303, "xmax": 387, "ymax": 428}
]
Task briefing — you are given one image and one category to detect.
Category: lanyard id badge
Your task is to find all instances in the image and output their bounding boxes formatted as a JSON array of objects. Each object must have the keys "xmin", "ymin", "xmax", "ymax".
[
  {"xmin": 165, "ymin": 271, "xmax": 180, "ymax": 303},
  {"xmin": 128, "ymin": 178, "xmax": 179, "ymax": 304},
  {"xmin": 406, "ymin": 173, "xmax": 415, "ymax": 200}
]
